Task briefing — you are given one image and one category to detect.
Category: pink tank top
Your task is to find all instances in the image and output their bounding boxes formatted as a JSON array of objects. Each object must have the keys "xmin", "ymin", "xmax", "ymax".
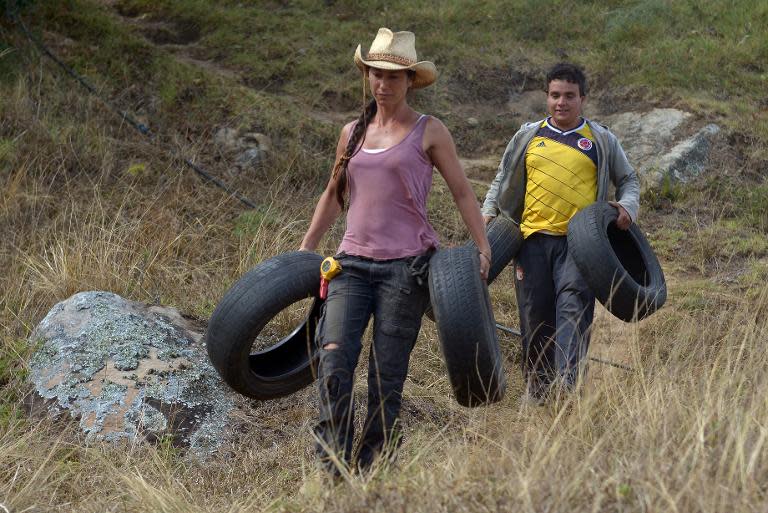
[{"xmin": 338, "ymin": 114, "xmax": 440, "ymax": 260}]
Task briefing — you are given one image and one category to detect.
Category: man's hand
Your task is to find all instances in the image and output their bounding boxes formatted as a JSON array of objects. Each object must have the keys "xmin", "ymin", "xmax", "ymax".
[
  {"xmin": 608, "ymin": 201, "xmax": 631, "ymax": 230},
  {"xmin": 483, "ymin": 215, "xmax": 494, "ymax": 226}
]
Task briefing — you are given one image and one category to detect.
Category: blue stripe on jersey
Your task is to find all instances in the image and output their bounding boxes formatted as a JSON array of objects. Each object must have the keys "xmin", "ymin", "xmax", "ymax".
[{"xmin": 538, "ymin": 119, "xmax": 598, "ymax": 167}]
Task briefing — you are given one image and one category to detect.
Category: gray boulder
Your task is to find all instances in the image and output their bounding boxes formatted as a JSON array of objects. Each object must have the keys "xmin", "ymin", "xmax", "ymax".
[
  {"xmin": 599, "ymin": 108, "xmax": 720, "ymax": 188},
  {"xmin": 27, "ymin": 291, "xmax": 235, "ymax": 457},
  {"xmin": 214, "ymin": 127, "xmax": 271, "ymax": 171},
  {"xmin": 644, "ymin": 124, "xmax": 721, "ymax": 185}
]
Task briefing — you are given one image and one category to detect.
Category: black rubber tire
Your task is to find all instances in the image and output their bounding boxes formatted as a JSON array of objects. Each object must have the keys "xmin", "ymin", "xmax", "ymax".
[
  {"xmin": 205, "ymin": 251, "xmax": 323, "ymax": 400},
  {"xmin": 428, "ymin": 245, "xmax": 506, "ymax": 407},
  {"xmin": 567, "ymin": 202, "xmax": 667, "ymax": 322},
  {"xmin": 425, "ymin": 215, "xmax": 522, "ymax": 320},
  {"xmin": 470, "ymin": 214, "xmax": 523, "ymax": 285}
]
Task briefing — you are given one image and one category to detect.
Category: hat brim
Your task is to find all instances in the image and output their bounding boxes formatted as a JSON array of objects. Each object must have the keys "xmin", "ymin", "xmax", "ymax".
[{"xmin": 354, "ymin": 44, "xmax": 437, "ymax": 89}]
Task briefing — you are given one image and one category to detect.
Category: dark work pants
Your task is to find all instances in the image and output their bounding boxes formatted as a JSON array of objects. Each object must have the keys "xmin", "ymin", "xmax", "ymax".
[
  {"xmin": 514, "ymin": 233, "xmax": 595, "ymax": 389},
  {"xmin": 314, "ymin": 254, "xmax": 429, "ymax": 471}
]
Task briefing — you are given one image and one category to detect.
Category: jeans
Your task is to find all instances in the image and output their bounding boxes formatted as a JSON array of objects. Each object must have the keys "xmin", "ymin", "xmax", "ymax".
[
  {"xmin": 514, "ymin": 233, "xmax": 595, "ymax": 390},
  {"xmin": 314, "ymin": 253, "xmax": 430, "ymax": 471}
]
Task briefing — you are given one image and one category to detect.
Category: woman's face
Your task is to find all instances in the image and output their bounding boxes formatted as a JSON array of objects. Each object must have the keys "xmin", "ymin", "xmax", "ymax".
[{"xmin": 368, "ymin": 67, "xmax": 412, "ymax": 106}]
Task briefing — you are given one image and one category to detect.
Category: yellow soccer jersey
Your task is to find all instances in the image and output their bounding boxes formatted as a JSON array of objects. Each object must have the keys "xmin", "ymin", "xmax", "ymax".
[{"xmin": 521, "ymin": 119, "xmax": 598, "ymax": 238}]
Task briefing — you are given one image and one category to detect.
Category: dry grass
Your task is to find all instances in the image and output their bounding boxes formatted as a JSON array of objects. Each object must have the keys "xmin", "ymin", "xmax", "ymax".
[
  {"xmin": 2, "ymin": 1, "xmax": 768, "ymax": 511},
  {"xmin": 2, "ymin": 279, "xmax": 767, "ymax": 511},
  {"xmin": 2, "ymin": 82, "xmax": 767, "ymax": 509}
]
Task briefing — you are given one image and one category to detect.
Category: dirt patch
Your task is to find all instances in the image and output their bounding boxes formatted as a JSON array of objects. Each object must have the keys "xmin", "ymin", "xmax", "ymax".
[
  {"xmin": 460, "ymin": 157, "xmax": 499, "ymax": 183},
  {"xmin": 446, "ymin": 111, "xmax": 522, "ymax": 158},
  {"xmin": 320, "ymin": 89, "xmax": 364, "ymax": 113},
  {"xmin": 400, "ymin": 396, "xmax": 469, "ymax": 427},
  {"xmin": 309, "ymin": 111, "xmax": 357, "ymax": 126},
  {"xmin": 438, "ymin": 63, "xmax": 539, "ymax": 157},
  {"xmin": 173, "ymin": 53, "xmax": 238, "ymax": 80},
  {"xmin": 138, "ymin": 20, "xmax": 201, "ymax": 46},
  {"xmin": 242, "ymin": 72, "xmax": 289, "ymax": 94},
  {"xmin": 109, "ymin": 3, "xmax": 202, "ymax": 46},
  {"xmin": 447, "ymin": 64, "xmax": 541, "ymax": 106},
  {"xmin": 113, "ymin": 1, "xmax": 142, "ymax": 17}
]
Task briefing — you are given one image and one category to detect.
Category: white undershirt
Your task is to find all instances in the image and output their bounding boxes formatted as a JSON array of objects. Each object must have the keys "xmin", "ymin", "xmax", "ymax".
[{"xmin": 360, "ymin": 114, "xmax": 426, "ymax": 154}]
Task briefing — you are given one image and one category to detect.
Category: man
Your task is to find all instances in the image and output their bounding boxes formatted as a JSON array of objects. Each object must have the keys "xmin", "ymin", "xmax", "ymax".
[{"xmin": 482, "ymin": 62, "xmax": 639, "ymax": 402}]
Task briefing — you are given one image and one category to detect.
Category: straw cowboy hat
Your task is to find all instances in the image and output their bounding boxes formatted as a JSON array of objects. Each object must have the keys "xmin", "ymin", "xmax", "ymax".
[{"xmin": 354, "ymin": 28, "xmax": 438, "ymax": 89}]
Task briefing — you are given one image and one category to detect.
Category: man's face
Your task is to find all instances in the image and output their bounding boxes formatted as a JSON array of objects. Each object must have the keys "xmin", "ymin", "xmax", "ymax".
[{"xmin": 546, "ymin": 79, "xmax": 585, "ymax": 130}]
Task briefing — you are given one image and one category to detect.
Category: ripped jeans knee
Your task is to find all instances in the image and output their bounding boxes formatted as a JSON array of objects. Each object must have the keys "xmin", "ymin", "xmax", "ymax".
[{"xmin": 315, "ymin": 340, "xmax": 357, "ymax": 462}]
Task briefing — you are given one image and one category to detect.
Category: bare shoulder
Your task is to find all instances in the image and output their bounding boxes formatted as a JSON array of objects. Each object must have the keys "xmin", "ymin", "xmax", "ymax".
[
  {"xmin": 332, "ymin": 120, "xmax": 357, "ymax": 155},
  {"xmin": 425, "ymin": 115, "xmax": 450, "ymax": 135},
  {"xmin": 338, "ymin": 120, "xmax": 358, "ymax": 143},
  {"xmin": 341, "ymin": 120, "xmax": 357, "ymax": 138},
  {"xmin": 423, "ymin": 115, "xmax": 454, "ymax": 149}
]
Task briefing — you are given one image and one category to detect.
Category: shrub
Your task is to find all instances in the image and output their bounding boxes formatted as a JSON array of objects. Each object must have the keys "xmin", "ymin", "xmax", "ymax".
[{"xmin": 2, "ymin": 0, "xmax": 34, "ymax": 16}]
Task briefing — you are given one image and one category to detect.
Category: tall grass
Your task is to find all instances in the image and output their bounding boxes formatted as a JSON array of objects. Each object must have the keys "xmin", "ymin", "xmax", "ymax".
[
  {"xmin": 2, "ymin": 278, "xmax": 766, "ymax": 511},
  {"xmin": 2, "ymin": 0, "xmax": 768, "ymax": 511}
]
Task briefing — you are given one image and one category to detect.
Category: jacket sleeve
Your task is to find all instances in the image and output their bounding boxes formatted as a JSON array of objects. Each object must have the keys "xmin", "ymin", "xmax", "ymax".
[
  {"xmin": 481, "ymin": 161, "xmax": 504, "ymax": 217},
  {"xmin": 481, "ymin": 130, "xmax": 523, "ymax": 217},
  {"xmin": 608, "ymin": 132, "xmax": 640, "ymax": 223}
]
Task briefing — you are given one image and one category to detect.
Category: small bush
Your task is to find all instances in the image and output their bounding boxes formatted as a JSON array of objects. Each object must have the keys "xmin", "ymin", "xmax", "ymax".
[{"xmin": 1, "ymin": 0, "xmax": 35, "ymax": 15}]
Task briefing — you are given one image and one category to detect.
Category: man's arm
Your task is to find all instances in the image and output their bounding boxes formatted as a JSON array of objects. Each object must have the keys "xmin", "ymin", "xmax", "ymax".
[
  {"xmin": 481, "ymin": 129, "xmax": 526, "ymax": 223},
  {"xmin": 481, "ymin": 162, "xmax": 504, "ymax": 224},
  {"xmin": 607, "ymin": 131, "xmax": 640, "ymax": 226}
]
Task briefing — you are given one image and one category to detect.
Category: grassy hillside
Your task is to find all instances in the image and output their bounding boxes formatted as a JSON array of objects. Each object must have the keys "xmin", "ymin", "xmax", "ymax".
[{"xmin": 1, "ymin": 0, "xmax": 767, "ymax": 511}]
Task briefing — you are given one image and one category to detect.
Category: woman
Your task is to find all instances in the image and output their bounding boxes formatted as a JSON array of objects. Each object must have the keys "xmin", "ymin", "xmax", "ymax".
[{"xmin": 300, "ymin": 27, "xmax": 492, "ymax": 474}]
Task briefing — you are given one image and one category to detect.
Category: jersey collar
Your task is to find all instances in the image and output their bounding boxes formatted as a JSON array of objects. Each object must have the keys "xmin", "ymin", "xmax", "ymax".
[{"xmin": 544, "ymin": 117, "xmax": 586, "ymax": 136}]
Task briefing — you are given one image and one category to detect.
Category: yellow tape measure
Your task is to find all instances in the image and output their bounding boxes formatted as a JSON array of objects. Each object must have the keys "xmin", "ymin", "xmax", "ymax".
[{"xmin": 320, "ymin": 257, "xmax": 342, "ymax": 281}]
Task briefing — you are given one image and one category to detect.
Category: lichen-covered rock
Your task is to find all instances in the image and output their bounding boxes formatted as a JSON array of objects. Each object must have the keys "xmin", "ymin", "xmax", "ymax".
[{"xmin": 27, "ymin": 291, "xmax": 235, "ymax": 457}]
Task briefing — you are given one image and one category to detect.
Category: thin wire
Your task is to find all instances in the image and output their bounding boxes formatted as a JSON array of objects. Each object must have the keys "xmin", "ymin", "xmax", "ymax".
[
  {"xmin": 495, "ymin": 322, "xmax": 635, "ymax": 372},
  {"xmin": 9, "ymin": 9, "xmax": 258, "ymax": 210}
]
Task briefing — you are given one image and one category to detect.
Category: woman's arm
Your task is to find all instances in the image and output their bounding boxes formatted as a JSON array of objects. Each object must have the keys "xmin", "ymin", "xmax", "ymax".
[
  {"xmin": 424, "ymin": 117, "xmax": 492, "ymax": 279},
  {"xmin": 299, "ymin": 123, "xmax": 352, "ymax": 251}
]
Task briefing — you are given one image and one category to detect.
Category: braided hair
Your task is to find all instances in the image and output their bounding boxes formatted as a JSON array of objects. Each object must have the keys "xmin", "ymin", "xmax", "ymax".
[{"xmin": 331, "ymin": 98, "xmax": 378, "ymax": 208}]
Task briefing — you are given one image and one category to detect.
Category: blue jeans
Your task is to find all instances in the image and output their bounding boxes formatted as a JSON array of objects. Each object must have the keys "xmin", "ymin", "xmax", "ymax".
[
  {"xmin": 314, "ymin": 253, "xmax": 430, "ymax": 471},
  {"xmin": 514, "ymin": 233, "xmax": 595, "ymax": 389}
]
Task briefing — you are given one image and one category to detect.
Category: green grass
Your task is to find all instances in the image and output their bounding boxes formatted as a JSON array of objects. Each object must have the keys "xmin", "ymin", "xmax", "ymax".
[
  {"xmin": 8, "ymin": 0, "xmax": 768, "ymax": 166},
  {"xmin": 0, "ymin": 336, "xmax": 32, "ymax": 430}
]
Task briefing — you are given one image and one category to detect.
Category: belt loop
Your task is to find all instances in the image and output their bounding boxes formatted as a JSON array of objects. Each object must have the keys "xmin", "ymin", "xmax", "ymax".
[{"xmin": 406, "ymin": 248, "xmax": 434, "ymax": 287}]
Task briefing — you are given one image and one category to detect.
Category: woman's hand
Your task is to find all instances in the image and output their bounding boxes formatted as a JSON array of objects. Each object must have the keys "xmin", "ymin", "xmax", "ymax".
[{"xmin": 478, "ymin": 250, "xmax": 491, "ymax": 281}]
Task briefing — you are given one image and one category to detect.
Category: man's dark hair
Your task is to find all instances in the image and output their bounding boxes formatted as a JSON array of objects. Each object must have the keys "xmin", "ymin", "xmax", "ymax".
[{"xmin": 546, "ymin": 63, "xmax": 587, "ymax": 96}]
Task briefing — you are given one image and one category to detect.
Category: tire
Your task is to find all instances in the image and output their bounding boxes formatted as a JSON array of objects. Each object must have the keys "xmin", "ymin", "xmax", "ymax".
[
  {"xmin": 567, "ymin": 202, "xmax": 667, "ymax": 322},
  {"xmin": 428, "ymin": 245, "xmax": 506, "ymax": 407},
  {"xmin": 471, "ymin": 214, "xmax": 523, "ymax": 285},
  {"xmin": 425, "ymin": 215, "xmax": 522, "ymax": 320},
  {"xmin": 205, "ymin": 251, "xmax": 323, "ymax": 400}
]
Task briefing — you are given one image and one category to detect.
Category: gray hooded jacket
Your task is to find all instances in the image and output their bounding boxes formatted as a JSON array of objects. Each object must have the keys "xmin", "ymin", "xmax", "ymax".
[{"xmin": 481, "ymin": 118, "xmax": 640, "ymax": 225}]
